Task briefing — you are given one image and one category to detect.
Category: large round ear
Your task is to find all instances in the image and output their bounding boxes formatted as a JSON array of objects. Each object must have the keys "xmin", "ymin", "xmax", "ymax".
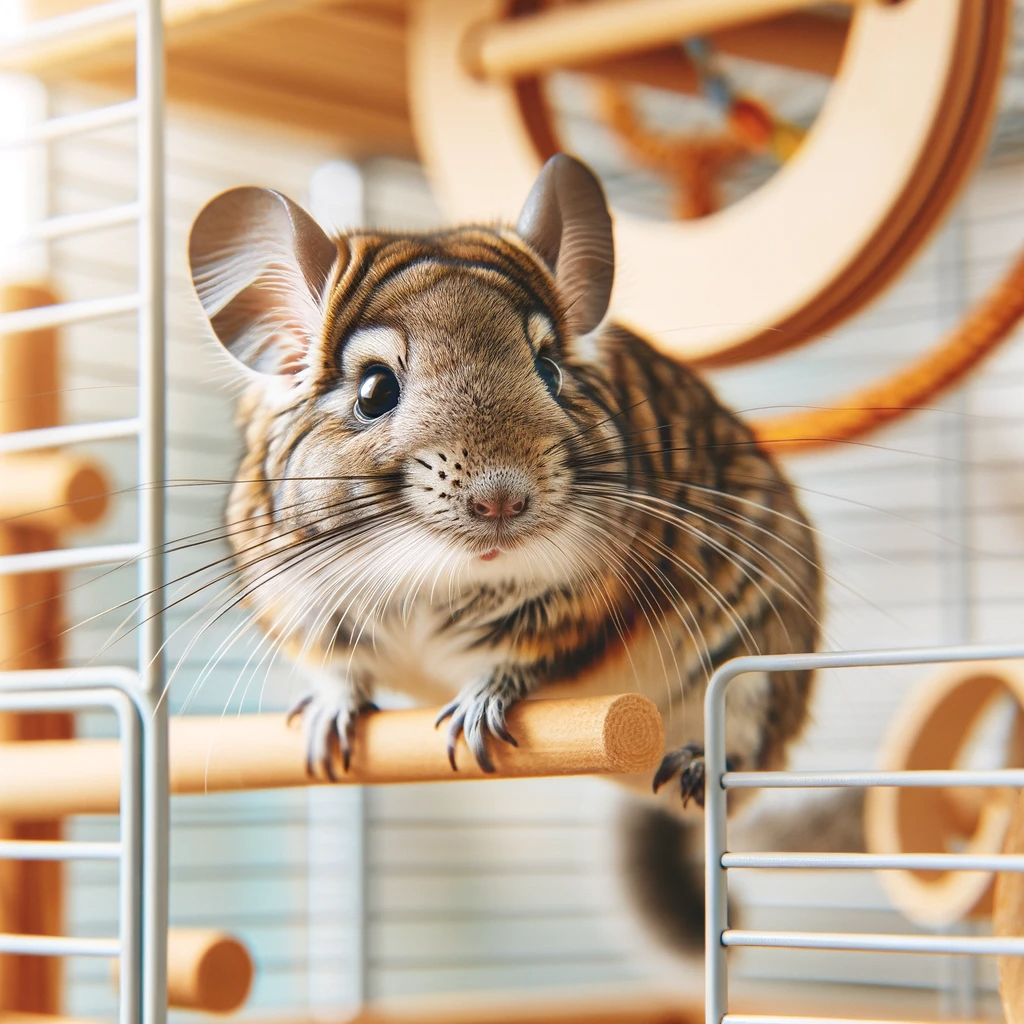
[
  {"xmin": 515, "ymin": 154, "xmax": 614, "ymax": 337},
  {"xmin": 188, "ymin": 186, "xmax": 339, "ymax": 375}
]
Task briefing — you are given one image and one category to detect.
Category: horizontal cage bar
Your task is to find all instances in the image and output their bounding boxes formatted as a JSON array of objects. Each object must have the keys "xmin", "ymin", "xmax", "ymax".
[
  {"xmin": 0, "ymin": 418, "xmax": 140, "ymax": 453},
  {"xmin": 724, "ymin": 768, "xmax": 1024, "ymax": 789},
  {"xmin": 24, "ymin": 202, "xmax": 140, "ymax": 243},
  {"xmin": 724, "ymin": 1015, "xmax": 941, "ymax": 1024},
  {"xmin": 0, "ymin": 933, "xmax": 120, "ymax": 957},
  {"xmin": 721, "ymin": 851, "xmax": 1024, "ymax": 871},
  {"xmin": 0, "ymin": 0, "xmax": 135, "ymax": 54},
  {"xmin": 0, "ymin": 100, "xmax": 139, "ymax": 151},
  {"xmin": 0, "ymin": 542, "xmax": 142, "ymax": 575},
  {"xmin": 722, "ymin": 930, "xmax": 1024, "ymax": 956},
  {"xmin": 0, "ymin": 839, "xmax": 121, "ymax": 861},
  {"xmin": 0, "ymin": 294, "xmax": 140, "ymax": 334},
  {"xmin": 0, "ymin": 667, "xmax": 139, "ymax": 692}
]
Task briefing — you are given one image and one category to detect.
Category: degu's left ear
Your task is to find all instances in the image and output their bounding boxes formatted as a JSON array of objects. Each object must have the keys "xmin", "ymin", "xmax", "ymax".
[
  {"xmin": 516, "ymin": 154, "xmax": 614, "ymax": 337},
  {"xmin": 188, "ymin": 186, "xmax": 339, "ymax": 375}
]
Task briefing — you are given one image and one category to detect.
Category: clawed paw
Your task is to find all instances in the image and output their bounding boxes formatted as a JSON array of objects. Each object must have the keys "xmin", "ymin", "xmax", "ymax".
[
  {"xmin": 287, "ymin": 691, "xmax": 378, "ymax": 780},
  {"xmin": 435, "ymin": 688, "xmax": 518, "ymax": 773},
  {"xmin": 652, "ymin": 742, "xmax": 709, "ymax": 809}
]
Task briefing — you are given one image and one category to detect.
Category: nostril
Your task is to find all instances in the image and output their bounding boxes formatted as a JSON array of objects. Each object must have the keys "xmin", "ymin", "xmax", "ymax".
[{"xmin": 469, "ymin": 492, "xmax": 529, "ymax": 520}]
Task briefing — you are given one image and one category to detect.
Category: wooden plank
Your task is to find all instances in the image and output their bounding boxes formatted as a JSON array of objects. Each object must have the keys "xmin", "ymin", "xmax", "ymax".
[{"xmin": 12, "ymin": 0, "xmax": 368, "ymax": 75}]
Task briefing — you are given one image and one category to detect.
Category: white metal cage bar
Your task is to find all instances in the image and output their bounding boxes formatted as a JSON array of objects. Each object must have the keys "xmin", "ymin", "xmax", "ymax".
[
  {"xmin": 0, "ymin": 418, "xmax": 142, "ymax": 454},
  {"xmin": 0, "ymin": 99, "xmax": 140, "ymax": 149},
  {"xmin": 0, "ymin": 676, "xmax": 144, "ymax": 1024},
  {"xmin": 0, "ymin": 0, "xmax": 168, "ymax": 1019},
  {"xmin": 0, "ymin": 294, "xmax": 141, "ymax": 334},
  {"xmin": 704, "ymin": 643, "xmax": 1024, "ymax": 1024},
  {"xmin": 0, "ymin": 0, "xmax": 136, "ymax": 51},
  {"xmin": 0, "ymin": 542, "xmax": 143, "ymax": 575}
]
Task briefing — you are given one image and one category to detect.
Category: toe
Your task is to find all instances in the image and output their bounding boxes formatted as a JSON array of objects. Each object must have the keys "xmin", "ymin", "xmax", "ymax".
[
  {"xmin": 679, "ymin": 760, "xmax": 706, "ymax": 809},
  {"xmin": 435, "ymin": 698, "xmax": 459, "ymax": 728},
  {"xmin": 286, "ymin": 693, "xmax": 313, "ymax": 726},
  {"xmin": 466, "ymin": 705, "xmax": 495, "ymax": 773},
  {"xmin": 485, "ymin": 697, "xmax": 517, "ymax": 747},
  {"xmin": 652, "ymin": 747, "xmax": 694, "ymax": 793}
]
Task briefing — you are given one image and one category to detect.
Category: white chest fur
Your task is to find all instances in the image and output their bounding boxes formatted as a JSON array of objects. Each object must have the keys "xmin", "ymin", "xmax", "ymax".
[{"xmin": 334, "ymin": 602, "xmax": 502, "ymax": 705}]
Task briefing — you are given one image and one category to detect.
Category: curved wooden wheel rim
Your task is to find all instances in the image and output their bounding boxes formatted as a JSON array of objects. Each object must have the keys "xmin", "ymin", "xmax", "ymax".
[
  {"xmin": 410, "ymin": 0, "xmax": 1008, "ymax": 366},
  {"xmin": 996, "ymin": 791, "xmax": 1024, "ymax": 1024},
  {"xmin": 864, "ymin": 662, "xmax": 1024, "ymax": 929}
]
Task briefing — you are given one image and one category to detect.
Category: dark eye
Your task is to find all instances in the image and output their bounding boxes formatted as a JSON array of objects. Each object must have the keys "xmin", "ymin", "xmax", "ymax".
[
  {"xmin": 355, "ymin": 365, "xmax": 400, "ymax": 420},
  {"xmin": 536, "ymin": 355, "xmax": 563, "ymax": 397}
]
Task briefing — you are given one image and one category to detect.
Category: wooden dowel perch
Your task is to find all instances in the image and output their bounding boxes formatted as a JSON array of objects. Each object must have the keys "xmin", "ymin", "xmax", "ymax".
[
  {"xmin": 113, "ymin": 929, "xmax": 253, "ymax": 1014},
  {"xmin": 864, "ymin": 660, "xmax": 1024, "ymax": 928},
  {"xmin": 0, "ymin": 453, "xmax": 108, "ymax": 531},
  {"xmin": 0, "ymin": 695, "xmax": 664, "ymax": 818},
  {"xmin": 463, "ymin": 0, "xmax": 857, "ymax": 79}
]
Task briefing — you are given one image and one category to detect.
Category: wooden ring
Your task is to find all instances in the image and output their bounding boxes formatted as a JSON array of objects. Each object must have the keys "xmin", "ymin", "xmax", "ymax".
[
  {"xmin": 995, "ymin": 791, "xmax": 1024, "ymax": 1024},
  {"xmin": 410, "ymin": 0, "xmax": 1008, "ymax": 365},
  {"xmin": 864, "ymin": 661, "xmax": 1024, "ymax": 928}
]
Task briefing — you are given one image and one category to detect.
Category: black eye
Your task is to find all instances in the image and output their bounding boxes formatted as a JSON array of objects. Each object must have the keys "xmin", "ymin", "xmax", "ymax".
[
  {"xmin": 355, "ymin": 365, "xmax": 400, "ymax": 420},
  {"xmin": 536, "ymin": 355, "xmax": 563, "ymax": 397}
]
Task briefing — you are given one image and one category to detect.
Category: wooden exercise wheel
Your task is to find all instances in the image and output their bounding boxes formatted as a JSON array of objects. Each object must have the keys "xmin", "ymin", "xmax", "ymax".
[{"xmin": 410, "ymin": 0, "xmax": 1010, "ymax": 366}]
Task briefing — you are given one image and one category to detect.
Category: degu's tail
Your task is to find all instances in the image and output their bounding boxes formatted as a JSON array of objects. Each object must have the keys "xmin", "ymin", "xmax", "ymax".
[{"xmin": 619, "ymin": 790, "xmax": 866, "ymax": 955}]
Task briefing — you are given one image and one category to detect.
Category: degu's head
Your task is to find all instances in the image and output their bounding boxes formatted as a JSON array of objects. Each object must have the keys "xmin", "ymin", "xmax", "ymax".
[{"xmin": 188, "ymin": 155, "xmax": 628, "ymax": 594}]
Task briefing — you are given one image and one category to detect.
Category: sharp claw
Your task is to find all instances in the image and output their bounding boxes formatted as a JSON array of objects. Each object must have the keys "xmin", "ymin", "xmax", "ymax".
[
  {"xmin": 496, "ymin": 726, "xmax": 518, "ymax": 747},
  {"xmin": 446, "ymin": 708, "xmax": 466, "ymax": 771},
  {"xmin": 653, "ymin": 749, "xmax": 687, "ymax": 793},
  {"xmin": 323, "ymin": 717, "xmax": 340, "ymax": 782},
  {"xmin": 286, "ymin": 693, "xmax": 313, "ymax": 726},
  {"xmin": 435, "ymin": 700, "xmax": 458, "ymax": 728},
  {"xmin": 652, "ymin": 759, "xmax": 674, "ymax": 793}
]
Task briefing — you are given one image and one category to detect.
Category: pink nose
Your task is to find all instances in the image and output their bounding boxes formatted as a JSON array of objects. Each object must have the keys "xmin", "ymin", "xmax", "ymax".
[{"xmin": 470, "ymin": 493, "xmax": 527, "ymax": 519}]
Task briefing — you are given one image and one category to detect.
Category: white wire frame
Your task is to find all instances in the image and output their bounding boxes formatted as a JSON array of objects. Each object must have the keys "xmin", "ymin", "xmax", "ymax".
[
  {"xmin": 0, "ymin": 672, "xmax": 143, "ymax": 1024},
  {"xmin": 704, "ymin": 642, "xmax": 1024, "ymax": 1024},
  {"xmin": 0, "ymin": 0, "xmax": 168, "ymax": 1019}
]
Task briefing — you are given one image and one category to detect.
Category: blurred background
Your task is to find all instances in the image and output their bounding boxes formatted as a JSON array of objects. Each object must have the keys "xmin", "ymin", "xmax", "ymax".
[{"xmin": 1, "ymin": 1, "xmax": 1024, "ymax": 1021}]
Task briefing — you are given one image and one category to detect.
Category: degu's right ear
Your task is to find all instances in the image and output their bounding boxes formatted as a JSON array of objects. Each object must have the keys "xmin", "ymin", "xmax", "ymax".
[{"xmin": 188, "ymin": 186, "xmax": 339, "ymax": 375}]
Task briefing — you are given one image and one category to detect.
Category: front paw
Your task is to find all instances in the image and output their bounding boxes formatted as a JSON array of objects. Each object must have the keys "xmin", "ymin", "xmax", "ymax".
[
  {"xmin": 287, "ymin": 690, "xmax": 378, "ymax": 780},
  {"xmin": 435, "ymin": 686, "xmax": 519, "ymax": 773},
  {"xmin": 653, "ymin": 742, "xmax": 708, "ymax": 809}
]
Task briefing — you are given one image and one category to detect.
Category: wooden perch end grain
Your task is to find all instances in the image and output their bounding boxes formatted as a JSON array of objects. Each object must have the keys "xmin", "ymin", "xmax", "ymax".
[
  {"xmin": 111, "ymin": 928, "xmax": 253, "ymax": 1013},
  {"xmin": 0, "ymin": 694, "xmax": 664, "ymax": 817},
  {"xmin": 0, "ymin": 452, "xmax": 109, "ymax": 531}
]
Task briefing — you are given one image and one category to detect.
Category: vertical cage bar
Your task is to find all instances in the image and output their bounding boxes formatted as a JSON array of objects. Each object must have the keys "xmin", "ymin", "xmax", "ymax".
[
  {"xmin": 135, "ymin": 0, "xmax": 168, "ymax": 1021},
  {"xmin": 117, "ymin": 695, "xmax": 143, "ymax": 1024},
  {"xmin": 705, "ymin": 663, "xmax": 732, "ymax": 1024}
]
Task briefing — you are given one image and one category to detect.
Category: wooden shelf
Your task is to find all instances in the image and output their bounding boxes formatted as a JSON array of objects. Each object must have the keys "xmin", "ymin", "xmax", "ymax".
[{"xmin": 14, "ymin": 0, "xmax": 415, "ymax": 156}]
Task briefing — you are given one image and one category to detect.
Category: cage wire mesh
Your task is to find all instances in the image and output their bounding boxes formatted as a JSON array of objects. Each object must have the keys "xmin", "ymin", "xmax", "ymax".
[{"xmin": 19, "ymin": 2, "xmax": 1024, "ymax": 1017}]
